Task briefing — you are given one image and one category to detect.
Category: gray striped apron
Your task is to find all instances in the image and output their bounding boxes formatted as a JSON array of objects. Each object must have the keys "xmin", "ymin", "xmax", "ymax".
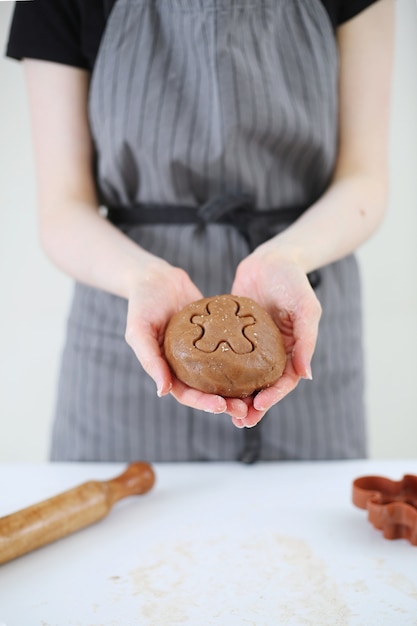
[{"xmin": 50, "ymin": 0, "xmax": 367, "ymax": 462}]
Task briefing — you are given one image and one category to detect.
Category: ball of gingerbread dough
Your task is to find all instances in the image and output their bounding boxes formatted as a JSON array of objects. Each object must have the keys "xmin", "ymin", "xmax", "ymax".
[{"xmin": 164, "ymin": 294, "xmax": 286, "ymax": 398}]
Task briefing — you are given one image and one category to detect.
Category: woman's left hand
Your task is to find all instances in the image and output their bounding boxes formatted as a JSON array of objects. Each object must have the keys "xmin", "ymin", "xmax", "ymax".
[{"xmin": 229, "ymin": 247, "xmax": 322, "ymax": 428}]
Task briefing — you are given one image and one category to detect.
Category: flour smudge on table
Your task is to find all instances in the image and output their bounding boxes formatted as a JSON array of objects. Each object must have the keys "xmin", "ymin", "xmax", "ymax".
[{"xmin": 105, "ymin": 531, "xmax": 351, "ymax": 625}]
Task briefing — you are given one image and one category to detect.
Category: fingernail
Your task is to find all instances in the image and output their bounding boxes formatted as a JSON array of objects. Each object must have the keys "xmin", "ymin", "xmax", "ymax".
[
  {"xmin": 303, "ymin": 365, "xmax": 313, "ymax": 380},
  {"xmin": 157, "ymin": 382, "xmax": 172, "ymax": 397},
  {"xmin": 203, "ymin": 398, "xmax": 226, "ymax": 414},
  {"xmin": 253, "ymin": 398, "xmax": 268, "ymax": 411}
]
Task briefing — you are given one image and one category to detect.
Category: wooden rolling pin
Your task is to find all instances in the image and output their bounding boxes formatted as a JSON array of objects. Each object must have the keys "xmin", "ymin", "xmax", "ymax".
[{"xmin": 0, "ymin": 462, "xmax": 155, "ymax": 565}]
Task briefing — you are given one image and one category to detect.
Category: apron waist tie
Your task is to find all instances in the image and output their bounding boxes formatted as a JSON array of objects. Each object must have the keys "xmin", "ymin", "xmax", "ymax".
[
  {"xmin": 107, "ymin": 196, "xmax": 321, "ymax": 291},
  {"xmin": 106, "ymin": 194, "xmax": 321, "ymax": 287},
  {"xmin": 106, "ymin": 194, "xmax": 321, "ymax": 463},
  {"xmin": 107, "ymin": 194, "xmax": 307, "ymax": 244}
]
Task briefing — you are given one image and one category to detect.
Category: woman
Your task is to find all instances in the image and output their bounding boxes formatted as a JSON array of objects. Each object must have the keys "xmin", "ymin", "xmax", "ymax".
[{"xmin": 6, "ymin": 0, "xmax": 394, "ymax": 462}]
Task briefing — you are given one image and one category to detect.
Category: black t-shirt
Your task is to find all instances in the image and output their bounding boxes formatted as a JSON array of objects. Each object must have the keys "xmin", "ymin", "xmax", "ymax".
[{"xmin": 6, "ymin": 0, "xmax": 381, "ymax": 71}]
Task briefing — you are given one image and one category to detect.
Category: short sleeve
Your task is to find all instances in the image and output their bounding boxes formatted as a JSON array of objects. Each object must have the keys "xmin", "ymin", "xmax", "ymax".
[
  {"xmin": 6, "ymin": 0, "xmax": 90, "ymax": 70},
  {"xmin": 320, "ymin": 0, "xmax": 382, "ymax": 28},
  {"xmin": 338, "ymin": 0, "xmax": 381, "ymax": 24}
]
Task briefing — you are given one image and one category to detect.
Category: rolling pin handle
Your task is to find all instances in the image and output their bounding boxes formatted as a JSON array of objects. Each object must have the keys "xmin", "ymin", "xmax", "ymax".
[{"xmin": 106, "ymin": 462, "xmax": 156, "ymax": 505}]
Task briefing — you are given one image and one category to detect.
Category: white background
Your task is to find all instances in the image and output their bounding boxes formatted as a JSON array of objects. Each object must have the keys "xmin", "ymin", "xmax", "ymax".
[{"xmin": 0, "ymin": 1, "xmax": 416, "ymax": 461}]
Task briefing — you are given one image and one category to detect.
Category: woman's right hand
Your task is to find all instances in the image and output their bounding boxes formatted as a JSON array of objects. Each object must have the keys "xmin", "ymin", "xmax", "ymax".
[
  {"xmin": 22, "ymin": 60, "xmax": 247, "ymax": 420},
  {"xmin": 124, "ymin": 259, "xmax": 250, "ymax": 419}
]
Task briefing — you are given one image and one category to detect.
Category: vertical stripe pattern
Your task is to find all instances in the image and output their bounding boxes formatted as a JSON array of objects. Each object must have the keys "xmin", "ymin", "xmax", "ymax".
[
  {"xmin": 50, "ymin": 0, "xmax": 366, "ymax": 462},
  {"xmin": 89, "ymin": 0, "xmax": 338, "ymax": 209}
]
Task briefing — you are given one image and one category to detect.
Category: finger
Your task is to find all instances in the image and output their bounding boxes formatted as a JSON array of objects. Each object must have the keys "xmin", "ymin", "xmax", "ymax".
[
  {"xmin": 125, "ymin": 320, "xmax": 173, "ymax": 396},
  {"xmin": 231, "ymin": 405, "xmax": 267, "ymax": 428},
  {"xmin": 225, "ymin": 397, "xmax": 249, "ymax": 419},
  {"xmin": 290, "ymin": 298, "xmax": 321, "ymax": 379},
  {"xmin": 253, "ymin": 371, "xmax": 300, "ymax": 411},
  {"xmin": 242, "ymin": 406, "xmax": 267, "ymax": 427},
  {"xmin": 291, "ymin": 340, "xmax": 314, "ymax": 380},
  {"xmin": 170, "ymin": 379, "xmax": 227, "ymax": 414}
]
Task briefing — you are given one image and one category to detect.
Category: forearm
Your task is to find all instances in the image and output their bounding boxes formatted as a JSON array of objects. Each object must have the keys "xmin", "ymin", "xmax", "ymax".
[
  {"xmin": 22, "ymin": 59, "xmax": 163, "ymax": 299},
  {"xmin": 257, "ymin": 172, "xmax": 388, "ymax": 272},
  {"xmin": 39, "ymin": 200, "xmax": 165, "ymax": 299},
  {"xmin": 261, "ymin": 0, "xmax": 394, "ymax": 274}
]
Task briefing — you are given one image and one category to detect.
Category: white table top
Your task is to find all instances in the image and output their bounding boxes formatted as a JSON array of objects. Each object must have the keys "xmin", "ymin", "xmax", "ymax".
[{"xmin": 1, "ymin": 460, "xmax": 417, "ymax": 626}]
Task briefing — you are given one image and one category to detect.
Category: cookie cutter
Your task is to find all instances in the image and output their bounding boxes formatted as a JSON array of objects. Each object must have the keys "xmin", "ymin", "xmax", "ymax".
[{"xmin": 352, "ymin": 474, "xmax": 417, "ymax": 545}]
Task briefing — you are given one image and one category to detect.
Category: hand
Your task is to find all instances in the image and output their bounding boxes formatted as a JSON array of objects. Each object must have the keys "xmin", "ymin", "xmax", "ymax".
[
  {"xmin": 124, "ymin": 259, "xmax": 250, "ymax": 418},
  {"xmin": 229, "ymin": 247, "xmax": 322, "ymax": 428}
]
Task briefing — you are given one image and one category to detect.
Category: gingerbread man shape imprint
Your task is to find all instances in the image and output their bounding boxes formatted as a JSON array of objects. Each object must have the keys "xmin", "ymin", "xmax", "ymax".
[
  {"xmin": 163, "ymin": 294, "xmax": 287, "ymax": 397},
  {"xmin": 191, "ymin": 298, "xmax": 255, "ymax": 354}
]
